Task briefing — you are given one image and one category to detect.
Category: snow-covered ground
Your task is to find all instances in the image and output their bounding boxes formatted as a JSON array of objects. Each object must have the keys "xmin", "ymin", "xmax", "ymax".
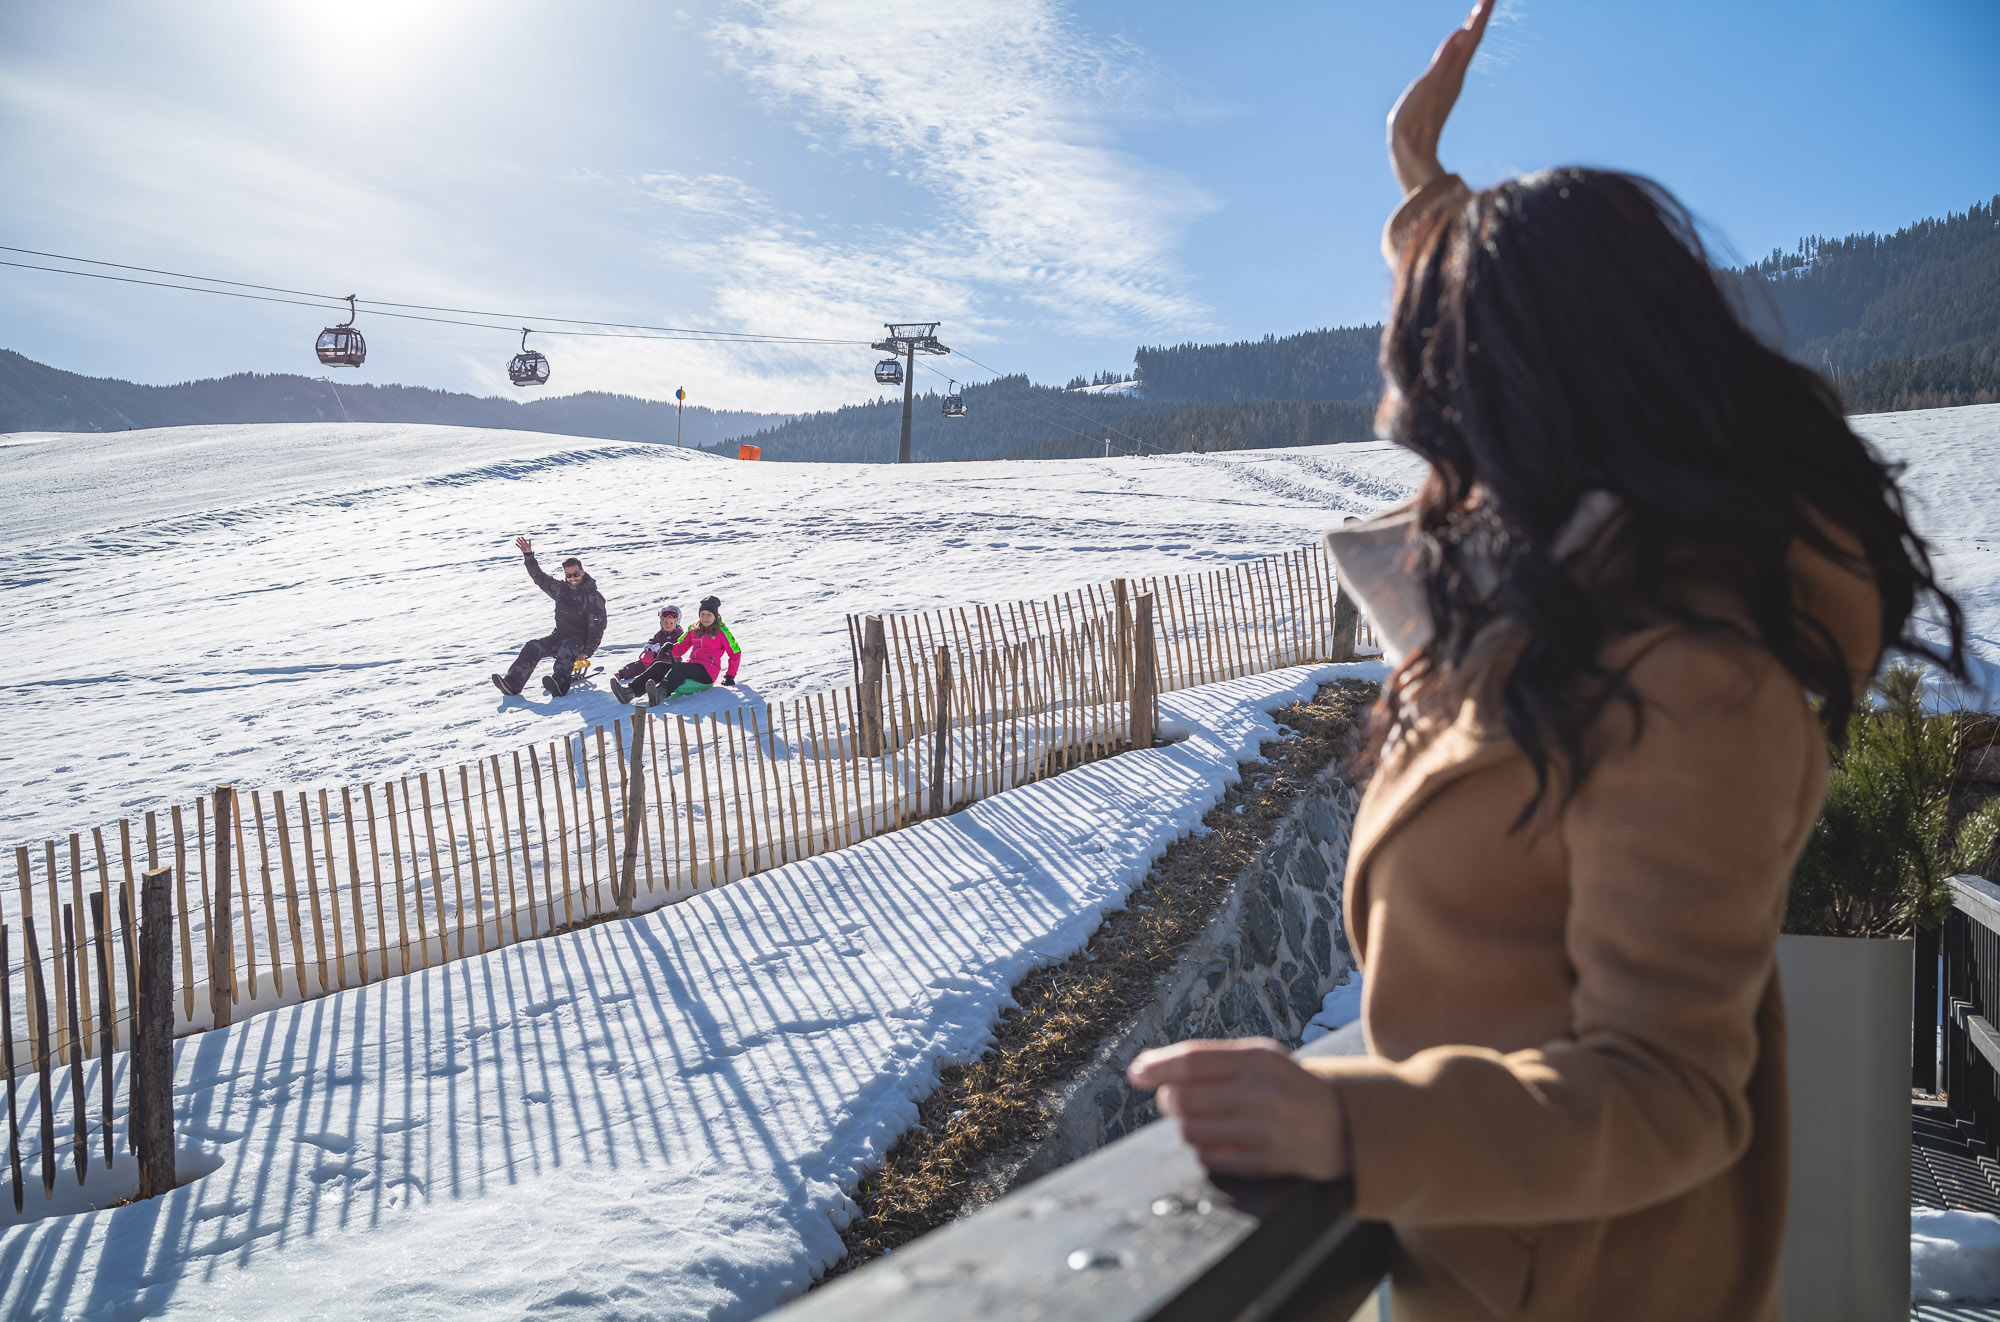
[
  {"xmin": 4, "ymin": 403, "xmax": 1993, "ymax": 856},
  {"xmin": 0, "ymin": 664, "xmax": 1365, "ymax": 1320},
  {"xmin": 1913, "ymin": 1208, "xmax": 2000, "ymax": 1304},
  {"xmin": 0, "ymin": 404, "xmax": 1995, "ymax": 1316},
  {"xmin": 0, "ymin": 422, "xmax": 1421, "ymax": 853}
]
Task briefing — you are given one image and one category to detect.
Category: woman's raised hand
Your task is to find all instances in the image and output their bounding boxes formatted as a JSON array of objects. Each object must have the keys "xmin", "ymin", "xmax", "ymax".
[{"xmin": 1387, "ymin": 0, "xmax": 1495, "ymax": 195}]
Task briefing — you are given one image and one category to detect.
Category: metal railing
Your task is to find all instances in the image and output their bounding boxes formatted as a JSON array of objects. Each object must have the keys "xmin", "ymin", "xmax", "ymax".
[
  {"xmin": 771, "ymin": 1031, "xmax": 1389, "ymax": 1322},
  {"xmin": 1931, "ymin": 875, "xmax": 2000, "ymax": 1146}
]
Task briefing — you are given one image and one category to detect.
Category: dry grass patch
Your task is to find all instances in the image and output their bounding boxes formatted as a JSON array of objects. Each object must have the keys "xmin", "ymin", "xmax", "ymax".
[{"xmin": 824, "ymin": 678, "xmax": 1378, "ymax": 1277}]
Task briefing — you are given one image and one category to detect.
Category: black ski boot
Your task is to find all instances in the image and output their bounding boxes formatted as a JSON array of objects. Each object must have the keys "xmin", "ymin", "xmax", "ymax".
[
  {"xmin": 492, "ymin": 673, "xmax": 520, "ymax": 696},
  {"xmin": 610, "ymin": 676, "xmax": 633, "ymax": 703},
  {"xmin": 542, "ymin": 674, "xmax": 563, "ymax": 697}
]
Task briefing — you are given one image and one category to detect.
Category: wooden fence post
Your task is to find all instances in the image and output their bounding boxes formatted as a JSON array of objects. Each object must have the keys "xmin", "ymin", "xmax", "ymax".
[
  {"xmin": 26, "ymin": 923, "xmax": 52, "ymax": 1197},
  {"xmin": 13, "ymin": 849, "xmax": 35, "ymax": 1054},
  {"xmin": 1112, "ymin": 578, "xmax": 1132, "ymax": 700},
  {"xmin": 210, "ymin": 786, "xmax": 235, "ymax": 1029},
  {"xmin": 929, "ymin": 647, "xmax": 953, "ymax": 819},
  {"xmin": 86, "ymin": 895, "xmax": 111, "ymax": 1165},
  {"xmin": 3, "ymin": 923, "xmax": 19, "ymax": 1213},
  {"xmin": 860, "ymin": 616, "xmax": 887, "ymax": 758},
  {"xmin": 1330, "ymin": 520, "xmax": 1361, "ymax": 663},
  {"xmin": 136, "ymin": 866, "xmax": 175, "ymax": 1199},
  {"xmin": 63, "ymin": 906, "xmax": 85, "ymax": 1181},
  {"xmin": 617, "ymin": 712, "xmax": 646, "ymax": 918},
  {"xmin": 1131, "ymin": 593, "xmax": 1159, "ymax": 748}
]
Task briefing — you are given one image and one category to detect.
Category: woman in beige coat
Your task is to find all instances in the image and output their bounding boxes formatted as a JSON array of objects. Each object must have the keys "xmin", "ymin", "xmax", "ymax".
[{"xmin": 1129, "ymin": 4, "xmax": 1969, "ymax": 1318}]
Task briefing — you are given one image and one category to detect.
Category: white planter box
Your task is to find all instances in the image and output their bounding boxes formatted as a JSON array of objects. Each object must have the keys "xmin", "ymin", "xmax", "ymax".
[{"xmin": 1776, "ymin": 933, "xmax": 1912, "ymax": 1321}]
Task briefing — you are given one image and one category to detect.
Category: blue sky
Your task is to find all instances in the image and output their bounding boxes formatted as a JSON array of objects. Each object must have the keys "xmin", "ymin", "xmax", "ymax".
[{"xmin": 3, "ymin": 0, "xmax": 1995, "ymax": 414}]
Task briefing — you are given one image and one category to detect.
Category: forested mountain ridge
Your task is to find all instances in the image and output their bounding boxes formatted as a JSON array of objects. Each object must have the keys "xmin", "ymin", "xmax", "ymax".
[
  {"xmin": 1727, "ymin": 194, "xmax": 2000, "ymax": 411},
  {"xmin": 1133, "ymin": 326, "xmax": 1382, "ymax": 405},
  {"xmin": 725, "ymin": 373, "xmax": 1162, "ymax": 462},
  {"xmin": 1000, "ymin": 399, "xmax": 1375, "ymax": 460},
  {"xmin": 0, "ymin": 350, "xmax": 786, "ymax": 447},
  {"xmin": 6, "ymin": 193, "xmax": 1992, "ymax": 455}
]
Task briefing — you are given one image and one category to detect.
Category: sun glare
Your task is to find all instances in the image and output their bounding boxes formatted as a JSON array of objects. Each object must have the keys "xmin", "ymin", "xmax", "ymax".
[{"xmin": 281, "ymin": 0, "xmax": 468, "ymax": 78}]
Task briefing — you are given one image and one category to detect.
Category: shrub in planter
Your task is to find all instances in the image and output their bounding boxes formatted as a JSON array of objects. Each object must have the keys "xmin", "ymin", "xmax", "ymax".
[
  {"xmin": 1776, "ymin": 666, "xmax": 2000, "ymax": 1319},
  {"xmin": 1784, "ymin": 666, "xmax": 2000, "ymax": 939}
]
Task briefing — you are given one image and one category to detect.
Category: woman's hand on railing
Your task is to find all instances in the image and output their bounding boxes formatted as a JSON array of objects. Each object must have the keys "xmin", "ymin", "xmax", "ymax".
[
  {"xmin": 1387, "ymin": 0, "xmax": 1494, "ymax": 195},
  {"xmin": 1129, "ymin": 1037, "xmax": 1352, "ymax": 1180}
]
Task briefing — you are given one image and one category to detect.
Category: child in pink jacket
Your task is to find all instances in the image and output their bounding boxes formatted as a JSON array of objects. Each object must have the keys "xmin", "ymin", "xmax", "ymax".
[
  {"xmin": 611, "ymin": 606, "xmax": 683, "ymax": 699},
  {"xmin": 617, "ymin": 595, "xmax": 741, "ymax": 704}
]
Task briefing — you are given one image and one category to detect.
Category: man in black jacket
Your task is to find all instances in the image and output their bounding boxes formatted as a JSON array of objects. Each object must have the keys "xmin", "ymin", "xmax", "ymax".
[{"xmin": 492, "ymin": 536, "xmax": 608, "ymax": 697}]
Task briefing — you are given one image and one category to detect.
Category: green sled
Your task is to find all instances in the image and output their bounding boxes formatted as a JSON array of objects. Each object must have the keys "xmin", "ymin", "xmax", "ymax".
[{"xmin": 665, "ymin": 678, "xmax": 713, "ymax": 697}]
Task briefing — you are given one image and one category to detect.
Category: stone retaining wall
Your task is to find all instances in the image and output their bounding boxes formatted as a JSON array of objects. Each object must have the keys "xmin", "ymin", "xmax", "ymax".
[{"xmin": 1005, "ymin": 755, "xmax": 1363, "ymax": 1182}]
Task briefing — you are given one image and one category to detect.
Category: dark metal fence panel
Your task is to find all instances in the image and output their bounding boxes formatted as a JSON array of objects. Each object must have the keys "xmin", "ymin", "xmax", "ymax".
[
  {"xmin": 1940, "ymin": 876, "xmax": 2000, "ymax": 1147},
  {"xmin": 1916, "ymin": 926, "xmax": 1941, "ymax": 1092}
]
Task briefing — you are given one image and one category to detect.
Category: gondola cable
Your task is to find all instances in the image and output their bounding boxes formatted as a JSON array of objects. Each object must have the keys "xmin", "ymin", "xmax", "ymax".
[
  {"xmin": 912, "ymin": 358, "xmax": 1181, "ymax": 456},
  {"xmin": 0, "ymin": 245, "xmax": 874, "ymax": 346},
  {"xmin": 944, "ymin": 345, "xmax": 1175, "ymax": 454}
]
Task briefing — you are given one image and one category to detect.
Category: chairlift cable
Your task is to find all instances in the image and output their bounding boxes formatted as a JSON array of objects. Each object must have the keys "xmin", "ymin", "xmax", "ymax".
[
  {"xmin": 0, "ymin": 245, "xmax": 873, "ymax": 346},
  {"xmin": 909, "ymin": 360, "xmax": 1159, "ymax": 452},
  {"xmin": 944, "ymin": 346, "xmax": 1172, "ymax": 453},
  {"xmin": 911, "ymin": 358, "xmax": 1178, "ymax": 456},
  {"xmin": 918, "ymin": 355, "xmax": 1173, "ymax": 454}
]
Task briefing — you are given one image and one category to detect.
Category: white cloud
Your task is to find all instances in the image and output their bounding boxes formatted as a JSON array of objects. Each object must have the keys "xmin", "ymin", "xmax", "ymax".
[
  {"xmin": 0, "ymin": 1, "xmax": 1220, "ymax": 413},
  {"xmin": 1471, "ymin": 0, "xmax": 1531, "ymax": 74},
  {"xmin": 696, "ymin": 0, "xmax": 1218, "ymax": 347}
]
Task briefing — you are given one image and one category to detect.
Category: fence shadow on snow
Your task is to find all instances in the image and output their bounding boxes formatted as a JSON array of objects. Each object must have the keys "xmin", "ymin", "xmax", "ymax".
[{"xmin": 2, "ymin": 540, "xmax": 1374, "ymax": 1192}]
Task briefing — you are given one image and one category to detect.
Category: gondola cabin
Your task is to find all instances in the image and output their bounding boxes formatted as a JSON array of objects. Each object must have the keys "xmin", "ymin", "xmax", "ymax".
[
  {"xmin": 942, "ymin": 385, "xmax": 966, "ymax": 419},
  {"xmin": 315, "ymin": 295, "xmax": 366, "ymax": 368},
  {"xmin": 508, "ymin": 329, "xmax": 550, "ymax": 387},
  {"xmin": 873, "ymin": 357, "xmax": 904, "ymax": 386},
  {"xmin": 508, "ymin": 351, "xmax": 550, "ymax": 387}
]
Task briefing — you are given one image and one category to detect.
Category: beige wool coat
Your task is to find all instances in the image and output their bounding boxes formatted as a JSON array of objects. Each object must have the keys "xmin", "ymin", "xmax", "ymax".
[{"xmin": 1302, "ymin": 176, "xmax": 1884, "ymax": 1321}]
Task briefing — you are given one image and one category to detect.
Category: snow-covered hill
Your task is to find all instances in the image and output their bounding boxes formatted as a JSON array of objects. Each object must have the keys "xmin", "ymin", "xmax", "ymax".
[
  {"xmin": 0, "ymin": 402, "xmax": 1993, "ymax": 853},
  {"xmin": 0, "ymin": 405, "xmax": 1995, "ymax": 1320},
  {"xmin": 0, "ymin": 423, "xmax": 1423, "ymax": 847}
]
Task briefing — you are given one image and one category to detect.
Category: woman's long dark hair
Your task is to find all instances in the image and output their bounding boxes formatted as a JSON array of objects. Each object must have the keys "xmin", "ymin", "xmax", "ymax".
[{"xmin": 1376, "ymin": 166, "xmax": 1964, "ymax": 817}]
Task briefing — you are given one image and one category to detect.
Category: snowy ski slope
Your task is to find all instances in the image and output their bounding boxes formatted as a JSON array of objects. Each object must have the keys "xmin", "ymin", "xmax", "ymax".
[
  {"xmin": 0, "ymin": 405, "xmax": 1993, "ymax": 1319},
  {"xmin": 0, "ymin": 422, "xmax": 1421, "ymax": 851},
  {"xmin": 0, "ymin": 405, "xmax": 1995, "ymax": 898},
  {"xmin": 2, "ymin": 405, "xmax": 1994, "ymax": 856},
  {"xmin": 0, "ymin": 664, "xmax": 1365, "ymax": 1319}
]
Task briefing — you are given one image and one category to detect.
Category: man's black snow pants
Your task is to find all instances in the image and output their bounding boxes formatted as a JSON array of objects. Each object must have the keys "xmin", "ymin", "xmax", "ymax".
[{"xmin": 506, "ymin": 633, "xmax": 589, "ymax": 695}]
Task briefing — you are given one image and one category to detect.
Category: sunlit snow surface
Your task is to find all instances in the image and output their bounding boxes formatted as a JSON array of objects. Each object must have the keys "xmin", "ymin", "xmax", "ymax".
[
  {"xmin": 0, "ymin": 663, "xmax": 1370, "ymax": 1319},
  {"xmin": 6, "ymin": 406, "xmax": 1987, "ymax": 853},
  {"xmin": 0, "ymin": 422, "xmax": 1421, "ymax": 849},
  {"xmin": 0, "ymin": 407, "xmax": 1994, "ymax": 1317}
]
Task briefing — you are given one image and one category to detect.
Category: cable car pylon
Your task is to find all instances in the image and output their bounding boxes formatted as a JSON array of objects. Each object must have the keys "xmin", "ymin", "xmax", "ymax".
[{"xmin": 868, "ymin": 321, "xmax": 949, "ymax": 463}]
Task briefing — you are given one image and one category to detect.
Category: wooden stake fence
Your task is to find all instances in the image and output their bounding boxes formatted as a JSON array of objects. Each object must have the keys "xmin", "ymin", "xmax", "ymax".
[
  {"xmin": 1, "ymin": 861, "xmax": 180, "ymax": 1213},
  {"xmin": 5, "ymin": 543, "xmax": 1365, "ymax": 1066}
]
